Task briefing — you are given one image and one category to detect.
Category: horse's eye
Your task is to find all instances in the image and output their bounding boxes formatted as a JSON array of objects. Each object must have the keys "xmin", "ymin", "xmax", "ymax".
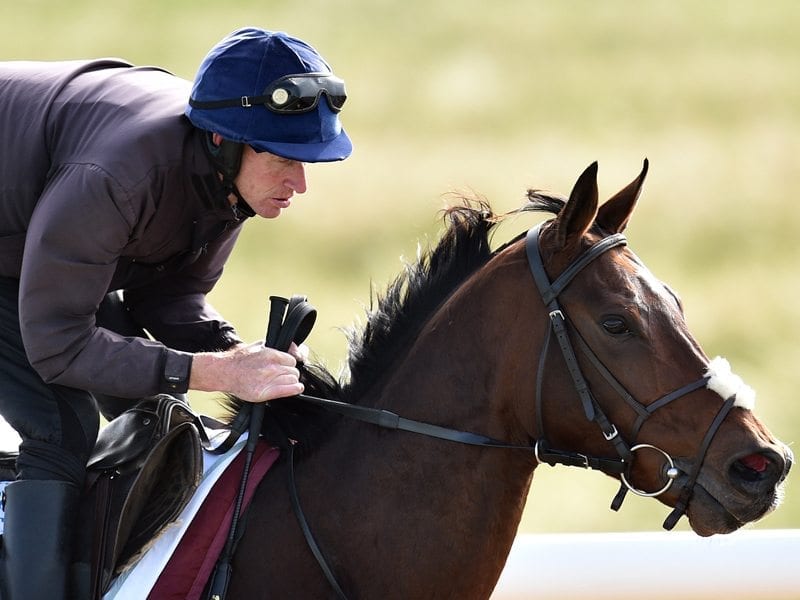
[{"xmin": 602, "ymin": 317, "xmax": 630, "ymax": 336}]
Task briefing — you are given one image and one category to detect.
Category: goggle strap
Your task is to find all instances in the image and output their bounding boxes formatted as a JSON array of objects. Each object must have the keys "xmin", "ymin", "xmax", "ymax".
[
  {"xmin": 189, "ymin": 96, "xmax": 264, "ymax": 110},
  {"xmin": 189, "ymin": 91, "xmax": 343, "ymax": 112}
]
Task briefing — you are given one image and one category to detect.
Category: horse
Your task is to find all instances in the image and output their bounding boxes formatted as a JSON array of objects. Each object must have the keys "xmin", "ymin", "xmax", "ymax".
[{"xmin": 212, "ymin": 160, "xmax": 790, "ymax": 599}]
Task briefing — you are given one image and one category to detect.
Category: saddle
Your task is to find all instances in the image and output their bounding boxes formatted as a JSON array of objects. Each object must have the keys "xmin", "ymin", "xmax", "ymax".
[{"xmin": 75, "ymin": 393, "xmax": 204, "ymax": 598}]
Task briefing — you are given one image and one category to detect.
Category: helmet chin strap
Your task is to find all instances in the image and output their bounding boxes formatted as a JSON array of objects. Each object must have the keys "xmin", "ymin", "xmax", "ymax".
[
  {"xmin": 204, "ymin": 132, "xmax": 256, "ymax": 219},
  {"xmin": 226, "ymin": 182, "xmax": 256, "ymax": 219}
]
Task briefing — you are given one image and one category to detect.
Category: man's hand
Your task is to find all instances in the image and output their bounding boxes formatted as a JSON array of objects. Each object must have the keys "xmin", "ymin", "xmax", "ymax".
[{"xmin": 189, "ymin": 341, "xmax": 304, "ymax": 402}]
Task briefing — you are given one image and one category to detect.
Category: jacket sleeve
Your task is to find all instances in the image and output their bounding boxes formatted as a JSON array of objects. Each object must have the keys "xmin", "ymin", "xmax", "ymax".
[
  {"xmin": 19, "ymin": 163, "xmax": 193, "ymax": 398},
  {"xmin": 123, "ymin": 224, "xmax": 245, "ymax": 353}
]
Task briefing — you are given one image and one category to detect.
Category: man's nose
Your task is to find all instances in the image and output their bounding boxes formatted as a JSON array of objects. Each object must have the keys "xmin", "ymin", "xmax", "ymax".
[{"xmin": 289, "ymin": 162, "xmax": 307, "ymax": 194}]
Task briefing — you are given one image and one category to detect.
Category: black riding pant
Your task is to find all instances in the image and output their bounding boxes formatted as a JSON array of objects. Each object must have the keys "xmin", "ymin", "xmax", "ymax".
[{"xmin": 0, "ymin": 277, "xmax": 145, "ymax": 487}]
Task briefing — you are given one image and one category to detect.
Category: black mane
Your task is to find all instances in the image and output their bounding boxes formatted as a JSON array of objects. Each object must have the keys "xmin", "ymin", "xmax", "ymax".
[
  {"xmin": 342, "ymin": 202, "xmax": 499, "ymax": 403},
  {"xmin": 342, "ymin": 193, "xmax": 566, "ymax": 402},
  {"xmin": 222, "ymin": 195, "xmax": 564, "ymax": 448}
]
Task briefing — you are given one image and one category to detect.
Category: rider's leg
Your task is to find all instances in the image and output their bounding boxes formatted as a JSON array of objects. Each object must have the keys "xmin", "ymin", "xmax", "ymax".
[{"xmin": 0, "ymin": 277, "xmax": 99, "ymax": 600}]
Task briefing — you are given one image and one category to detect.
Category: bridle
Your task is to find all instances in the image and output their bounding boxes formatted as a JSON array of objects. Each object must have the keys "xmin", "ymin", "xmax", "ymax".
[
  {"xmin": 524, "ymin": 222, "xmax": 736, "ymax": 529},
  {"xmin": 214, "ymin": 223, "xmax": 738, "ymax": 600}
]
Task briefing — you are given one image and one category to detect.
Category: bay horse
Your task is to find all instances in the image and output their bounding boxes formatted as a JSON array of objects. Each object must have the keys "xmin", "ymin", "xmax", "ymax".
[{"xmin": 219, "ymin": 160, "xmax": 790, "ymax": 599}]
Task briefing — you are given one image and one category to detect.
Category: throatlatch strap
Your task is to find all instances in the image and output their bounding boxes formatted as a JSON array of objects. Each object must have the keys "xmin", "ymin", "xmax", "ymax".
[{"xmin": 534, "ymin": 325, "xmax": 553, "ymax": 440}]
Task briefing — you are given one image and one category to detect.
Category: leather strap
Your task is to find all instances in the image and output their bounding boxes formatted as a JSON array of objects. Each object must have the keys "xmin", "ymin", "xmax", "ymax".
[
  {"xmin": 662, "ymin": 396, "xmax": 736, "ymax": 530},
  {"xmin": 294, "ymin": 394, "xmax": 535, "ymax": 450},
  {"xmin": 287, "ymin": 443, "xmax": 348, "ymax": 600},
  {"xmin": 535, "ymin": 441, "xmax": 626, "ymax": 474},
  {"xmin": 207, "ymin": 296, "xmax": 317, "ymax": 600}
]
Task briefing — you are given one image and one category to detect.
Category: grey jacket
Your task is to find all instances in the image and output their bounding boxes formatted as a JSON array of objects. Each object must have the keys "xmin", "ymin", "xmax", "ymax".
[{"xmin": 0, "ymin": 59, "xmax": 247, "ymax": 398}]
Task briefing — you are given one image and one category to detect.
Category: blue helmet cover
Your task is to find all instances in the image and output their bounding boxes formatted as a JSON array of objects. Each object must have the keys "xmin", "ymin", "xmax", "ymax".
[{"xmin": 186, "ymin": 27, "xmax": 352, "ymax": 162}]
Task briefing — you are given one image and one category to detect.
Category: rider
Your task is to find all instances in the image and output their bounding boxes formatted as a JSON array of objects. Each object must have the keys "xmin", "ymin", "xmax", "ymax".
[{"xmin": 0, "ymin": 27, "xmax": 351, "ymax": 599}]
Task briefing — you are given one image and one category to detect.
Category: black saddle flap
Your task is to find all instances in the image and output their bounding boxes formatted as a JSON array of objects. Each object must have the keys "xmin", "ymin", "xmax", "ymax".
[
  {"xmin": 78, "ymin": 394, "xmax": 204, "ymax": 596},
  {"xmin": 88, "ymin": 394, "xmax": 199, "ymax": 472},
  {"xmin": 113, "ymin": 419, "xmax": 202, "ymax": 566},
  {"xmin": 88, "ymin": 407, "xmax": 159, "ymax": 473}
]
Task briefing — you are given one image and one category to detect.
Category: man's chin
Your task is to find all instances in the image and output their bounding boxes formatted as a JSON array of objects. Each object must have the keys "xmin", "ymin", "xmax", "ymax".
[{"xmin": 257, "ymin": 198, "xmax": 291, "ymax": 218}]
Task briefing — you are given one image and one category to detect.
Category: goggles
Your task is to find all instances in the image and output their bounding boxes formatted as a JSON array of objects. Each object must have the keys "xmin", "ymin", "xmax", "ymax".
[{"xmin": 189, "ymin": 72, "xmax": 347, "ymax": 114}]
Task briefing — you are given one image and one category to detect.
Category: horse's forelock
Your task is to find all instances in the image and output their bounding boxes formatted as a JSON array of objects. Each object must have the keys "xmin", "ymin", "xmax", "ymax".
[{"xmin": 525, "ymin": 190, "xmax": 566, "ymax": 215}]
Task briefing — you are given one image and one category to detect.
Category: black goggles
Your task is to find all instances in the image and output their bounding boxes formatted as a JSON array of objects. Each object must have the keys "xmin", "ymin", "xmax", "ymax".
[{"xmin": 189, "ymin": 72, "xmax": 347, "ymax": 114}]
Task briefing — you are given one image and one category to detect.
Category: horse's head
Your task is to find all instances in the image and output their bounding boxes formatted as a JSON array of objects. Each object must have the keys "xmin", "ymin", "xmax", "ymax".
[{"xmin": 530, "ymin": 160, "xmax": 791, "ymax": 536}]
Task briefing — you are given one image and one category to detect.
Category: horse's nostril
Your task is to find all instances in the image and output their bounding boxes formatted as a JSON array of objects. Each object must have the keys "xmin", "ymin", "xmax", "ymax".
[
  {"xmin": 730, "ymin": 451, "xmax": 784, "ymax": 486},
  {"xmin": 732, "ymin": 457, "xmax": 766, "ymax": 483},
  {"xmin": 740, "ymin": 453, "xmax": 770, "ymax": 474}
]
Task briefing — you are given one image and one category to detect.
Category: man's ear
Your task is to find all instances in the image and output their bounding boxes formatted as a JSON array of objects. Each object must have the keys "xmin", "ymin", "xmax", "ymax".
[{"xmin": 212, "ymin": 132, "xmax": 224, "ymax": 146}]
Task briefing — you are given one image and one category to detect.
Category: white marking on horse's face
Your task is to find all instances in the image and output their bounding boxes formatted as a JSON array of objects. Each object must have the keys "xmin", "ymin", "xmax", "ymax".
[{"xmin": 705, "ymin": 356, "xmax": 756, "ymax": 410}]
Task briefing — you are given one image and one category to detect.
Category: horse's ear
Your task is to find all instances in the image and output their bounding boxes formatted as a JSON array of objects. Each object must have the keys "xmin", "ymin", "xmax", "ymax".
[
  {"xmin": 554, "ymin": 161, "xmax": 600, "ymax": 248},
  {"xmin": 596, "ymin": 158, "xmax": 649, "ymax": 233}
]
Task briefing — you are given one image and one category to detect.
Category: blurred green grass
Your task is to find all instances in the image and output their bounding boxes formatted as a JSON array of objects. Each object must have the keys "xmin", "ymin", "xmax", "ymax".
[{"xmin": 4, "ymin": 0, "xmax": 798, "ymax": 534}]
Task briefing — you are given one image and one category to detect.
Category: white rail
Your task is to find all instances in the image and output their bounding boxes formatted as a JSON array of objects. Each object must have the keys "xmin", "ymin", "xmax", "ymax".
[{"xmin": 492, "ymin": 530, "xmax": 800, "ymax": 599}]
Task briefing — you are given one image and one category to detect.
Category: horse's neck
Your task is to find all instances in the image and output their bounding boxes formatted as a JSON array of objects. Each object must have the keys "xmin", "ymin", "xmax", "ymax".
[
  {"xmin": 368, "ymin": 247, "xmax": 539, "ymax": 464},
  {"xmin": 376, "ymin": 251, "xmax": 539, "ymax": 428},
  {"xmin": 319, "ymin": 255, "xmax": 539, "ymax": 594}
]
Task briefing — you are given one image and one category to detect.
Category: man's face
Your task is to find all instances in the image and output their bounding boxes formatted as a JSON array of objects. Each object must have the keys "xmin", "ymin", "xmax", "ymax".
[{"xmin": 234, "ymin": 145, "xmax": 307, "ymax": 219}]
